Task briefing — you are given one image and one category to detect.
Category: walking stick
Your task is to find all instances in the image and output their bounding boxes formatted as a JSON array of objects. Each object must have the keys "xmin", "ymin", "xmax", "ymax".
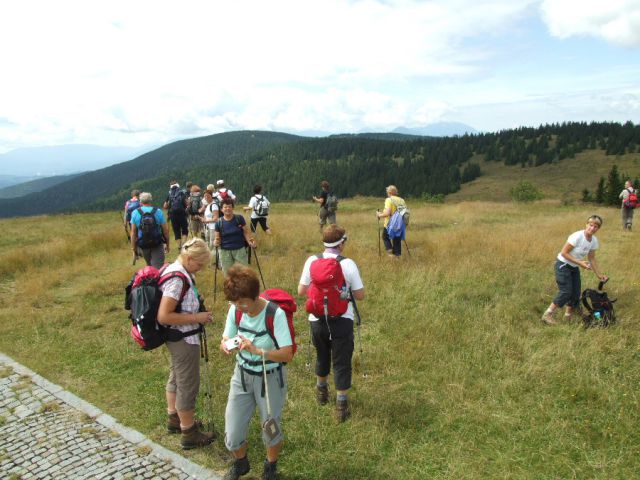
[
  {"xmin": 403, "ymin": 239, "xmax": 411, "ymax": 257},
  {"xmin": 199, "ymin": 325, "xmax": 215, "ymax": 432},
  {"xmin": 349, "ymin": 288, "xmax": 367, "ymax": 378},
  {"xmin": 213, "ymin": 247, "xmax": 220, "ymax": 302},
  {"xmin": 376, "ymin": 209, "xmax": 381, "ymax": 258},
  {"xmin": 252, "ymin": 247, "xmax": 266, "ymax": 289}
]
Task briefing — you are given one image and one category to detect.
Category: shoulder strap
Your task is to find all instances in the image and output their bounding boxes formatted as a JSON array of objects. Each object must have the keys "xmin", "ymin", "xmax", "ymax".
[
  {"xmin": 159, "ymin": 271, "xmax": 190, "ymax": 304},
  {"xmin": 136, "ymin": 207, "xmax": 143, "ymax": 215},
  {"xmin": 151, "ymin": 206, "xmax": 158, "ymax": 215},
  {"xmin": 264, "ymin": 301, "xmax": 280, "ymax": 350}
]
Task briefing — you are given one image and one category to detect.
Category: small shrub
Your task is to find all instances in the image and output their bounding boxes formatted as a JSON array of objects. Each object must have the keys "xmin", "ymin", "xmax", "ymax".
[
  {"xmin": 510, "ymin": 181, "xmax": 543, "ymax": 202},
  {"xmin": 422, "ymin": 193, "xmax": 445, "ymax": 204}
]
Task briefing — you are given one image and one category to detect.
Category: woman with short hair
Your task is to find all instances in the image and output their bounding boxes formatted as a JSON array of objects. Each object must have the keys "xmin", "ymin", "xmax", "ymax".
[
  {"xmin": 213, "ymin": 198, "xmax": 256, "ymax": 276},
  {"xmin": 157, "ymin": 238, "xmax": 215, "ymax": 449},
  {"xmin": 220, "ymin": 265, "xmax": 293, "ymax": 480},
  {"xmin": 541, "ymin": 215, "xmax": 608, "ymax": 325},
  {"xmin": 376, "ymin": 185, "xmax": 407, "ymax": 258}
]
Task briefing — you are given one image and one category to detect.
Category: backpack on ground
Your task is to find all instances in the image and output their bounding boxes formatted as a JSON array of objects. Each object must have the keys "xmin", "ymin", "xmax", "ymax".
[
  {"xmin": 305, "ymin": 254, "xmax": 349, "ymax": 318},
  {"xmin": 324, "ymin": 193, "xmax": 338, "ymax": 213},
  {"xmin": 581, "ymin": 283, "xmax": 616, "ymax": 328},
  {"xmin": 125, "ymin": 200, "xmax": 141, "ymax": 223},
  {"xmin": 189, "ymin": 192, "xmax": 203, "ymax": 215},
  {"xmin": 169, "ymin": 188, "xmax": 187, "ymax": 213},
  {"xmin": 136, "ymin": 207, "xmax": 164, "ymax": 248},
  {"xmin": 124, "ymin": 265, "xmax": 202, "ymax": 351},
  {"xmin": 254, "ymin": 195, "xmax": 270, "ymax": 216},
  {"xmin": 623, "ymin": 189, "xmax": 638, "ymax": 209},
  {"xmin": 234, "ymin": 288, "xmax": 298, "ymax": 357}
]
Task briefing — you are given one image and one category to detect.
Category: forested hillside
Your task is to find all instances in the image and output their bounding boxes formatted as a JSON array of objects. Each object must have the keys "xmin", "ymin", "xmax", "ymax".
[{"xmin": 1, "ymin": 121, "xmax": 639, "ymax": 218}]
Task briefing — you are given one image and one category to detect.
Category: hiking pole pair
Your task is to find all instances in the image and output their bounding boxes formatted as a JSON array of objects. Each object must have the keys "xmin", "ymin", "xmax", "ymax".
[{"xmin": 349, "ymin": 288, "xmax": 367, "ymax": 378}]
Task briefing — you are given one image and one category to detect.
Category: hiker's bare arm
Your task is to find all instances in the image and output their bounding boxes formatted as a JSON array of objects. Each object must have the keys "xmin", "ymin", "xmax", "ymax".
[
  {"xmin": 377, "ymin": 207, "xmax": 391, "ymax": 219},
  {"xmin": 312, "ymin": 196, "xmax": 323, "ymax": 204},
  {"xmin": 162, "ymin": 224, "xmax": 170, "ymax": 252},
  {"xmin": 239, "ymin": 336, "xmax": 294, "ymax": 363},
  {"xmin": 242, "ymin": 226, "xmax": 256, "ymax": 248},
  {"xmin": 587, "ymin": 251, "xmax": 607, "ymax": 281},
  {"xmin": 243, "ymin": 205, "xmax": 251, "ymax": 212},
  {"xmin": 213, "ymin": 231, "xmax": 221, "ymax": 247},
  {"xmin": 297, "ymin": 283, "xmax": 309, "ymax": 296},
  {"xmin": 130, "ymin": 224, "xmax": 138, "ymax": 251},
  {"xmin": 560, "ymin": 243, "xmax": 589, "ymax": 269},
  {"xmin": 158, "ymin": 296, "xmax": 212, "ymax": 326},
  {"xmin": 351, "ymin": 288, "xmax": 364, "ymax": 301}
]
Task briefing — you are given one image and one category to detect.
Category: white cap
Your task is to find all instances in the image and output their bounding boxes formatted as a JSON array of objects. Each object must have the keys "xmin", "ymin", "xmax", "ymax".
[{"xmin": 216, "ymin": 179, "xmax": 224, "ymax": 186}]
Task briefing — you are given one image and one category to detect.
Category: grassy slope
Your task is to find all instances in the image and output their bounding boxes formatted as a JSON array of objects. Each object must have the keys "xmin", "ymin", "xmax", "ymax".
[
  {"xmin": 0, "ymin": 198, "xmax": 639, "ymax": 479},
  {"xmin": 450, "ymin": 150, "xmax": 640, "ymax": 202}
]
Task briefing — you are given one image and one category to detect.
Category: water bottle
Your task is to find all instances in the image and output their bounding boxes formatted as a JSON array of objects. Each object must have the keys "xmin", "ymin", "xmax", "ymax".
[{"xmin": 594, "ymin": 311, "xmax": 602, "ymax": 321}]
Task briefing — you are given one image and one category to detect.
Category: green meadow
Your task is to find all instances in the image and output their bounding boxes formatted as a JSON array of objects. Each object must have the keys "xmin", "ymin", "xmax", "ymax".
[{"xmin": 0, "ymin": 197, "xmax": 639, "ymax": 479}]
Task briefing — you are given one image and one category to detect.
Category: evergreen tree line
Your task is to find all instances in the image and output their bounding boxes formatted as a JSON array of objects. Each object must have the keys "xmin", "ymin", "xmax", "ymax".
[
  {"xmin": 582, "ymin": 164, "xmax": 640, "ymax": 205},
  {"xmin": 1, "ymin": 121, "xmax": 639, "ymax": 218}
]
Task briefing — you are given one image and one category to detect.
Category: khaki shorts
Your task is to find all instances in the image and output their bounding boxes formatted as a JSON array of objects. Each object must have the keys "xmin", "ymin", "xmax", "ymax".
[
  {"xmin": 318, "ymin": 207, "xmax": 336, "ymax": 225},
  {"xmin": 220, "ymin": 247, "xmax": 249, "ymax": 276}
]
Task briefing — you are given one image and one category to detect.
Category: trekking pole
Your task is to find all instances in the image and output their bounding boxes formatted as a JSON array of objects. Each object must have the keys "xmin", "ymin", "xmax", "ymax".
[
  {"xmin": 376, "ymin": 210, "xmax": 381, "ymax": 258},
  {"xmin": 305, "ymin": 319, "xmax": 312, "ymax": 370},
  {"xmin": 199, "ymin": 326, "xmax": 215, "ymax": 432},
  {"xmin": 403, "ymin": 239, "xmax": 411, "ymax": 257},
  {"xmin": 213, "ymin": 247, "xmax": 220, "ymax": 303},
  {"xmin": 349, "ymin": 288, "xmax": 367, "ymax": 378},
  {"xmin": 252, "ymin": 247, "xmax": 266, "ymax": 289}
]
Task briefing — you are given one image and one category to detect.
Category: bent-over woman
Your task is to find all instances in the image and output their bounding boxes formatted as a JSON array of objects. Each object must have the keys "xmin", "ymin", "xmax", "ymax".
[
  {"xmin": 220, "ymin": 265, "xmax": 293, "ymax": 480},
  {"xmin": 157, "ymin": 238, "xmax": 216, "ymax": 449},
  {"xmin": 541, "ymin": 215, "xmax": 608, "ymax": 325}
]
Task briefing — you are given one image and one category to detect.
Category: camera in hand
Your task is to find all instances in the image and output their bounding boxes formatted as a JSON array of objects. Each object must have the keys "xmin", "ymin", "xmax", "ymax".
[{"xmin": 224, "ymin": 336, "xmax": 241, "ymax": 351}]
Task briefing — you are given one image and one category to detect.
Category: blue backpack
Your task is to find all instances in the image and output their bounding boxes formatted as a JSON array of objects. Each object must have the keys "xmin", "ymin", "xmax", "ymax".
[
  {"xmin": 169, "ymin": 188, "xmax": 187, "ymax": 213},
  {"xmin": 125, "ymin": 200, "xmax": 141, "ymax": 223}
]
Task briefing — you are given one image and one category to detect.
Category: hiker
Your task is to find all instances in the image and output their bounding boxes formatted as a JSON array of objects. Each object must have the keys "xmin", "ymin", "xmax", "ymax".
[
  {"xmin": 213, "ymin": 179, "xmax": 236, "ymax": 203},
  {"xmin": 298, "ymin": 225, "xmax": 365, "ymax": 422},
  {"xmin": 541, "ymin": 215, "xmax": 608, "ymax": 325},
  {"xmin": 123, "ymin": 189, "xmax": 141, "ymax": 239},
  {"xmin": 187, "ymin": 185, "xmax": 204, "ymax": 239},
  {"xmin": 220, "ymin": 265, "xmax": 293, "ymax": 480},
  {"xmin": 157, "ymin": 238, "xmax": 216, "ymax": 449},
  {"xmin": 312, "ymin": 180, "xmax": 336, "ymax": 232},
  {"xmin": 213, "ymin": 198, "xmax": 256, "ymax": 277},
  {"xmin": 200, "ymin": 185, "xmax": 220, "ymax": 249},
  {"xmin": 376, "ymin": 185, "xmax": 407, "ymax": 258},
  {"xmin": 243, "ymin": 184, "xmax": 272, "ymax": 235},
  {"xmin": 130, "ymin": 192, "xmax": 170, "ymax": 269},
  {"xmin": 619, "ymin": 179, "xmax": 636, "ymax": 231},
  {"xmin": 164, "ymin": 181, "xmax": 189, "ymax": 249}
]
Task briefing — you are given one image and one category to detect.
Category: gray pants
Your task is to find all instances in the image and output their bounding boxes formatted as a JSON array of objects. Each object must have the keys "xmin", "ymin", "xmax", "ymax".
[
  {"xmin": 553, "ymin": 260, "xmax": 581, "ymax": 308},
  {"xmin": 622, "ymin": 207, "xmax": 633, "ymax": 229},
  {"xmin": 318, "ymin": 207, "xmax": 336, "ymax": 226},
  {"xmin": 220, "ymin": 247, "xmax": 249, "ymax": 276},
  {"xmin": 141, "ymin": 245, "xmax": 165, "ymax": 269},
  {"xmin": 166, "ymin": 339, "xmax": 201, "ymax": 411},
  {"xmin": 224, "ymin": 364, "xmax": 287, "ymax": 451}
]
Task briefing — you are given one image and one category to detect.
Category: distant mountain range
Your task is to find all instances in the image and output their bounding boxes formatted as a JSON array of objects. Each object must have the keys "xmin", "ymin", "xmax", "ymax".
[
  {"xmin": 0, "ymin": 144, "xmax": 154, "ymax": 177},
  {"xmin": 392, "ymin": 122, "xmax": 478, "ymax": 136}
]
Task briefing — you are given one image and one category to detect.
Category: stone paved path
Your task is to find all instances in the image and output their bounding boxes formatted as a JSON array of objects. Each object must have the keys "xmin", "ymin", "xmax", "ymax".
[{"xmin": 0, "ymin": 353, "xmax": 220, "ymax": 480}]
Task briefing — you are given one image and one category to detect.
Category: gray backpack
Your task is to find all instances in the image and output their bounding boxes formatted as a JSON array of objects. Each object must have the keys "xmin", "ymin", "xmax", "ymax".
[{"xmin": 325, "ymin": 193, "xmax": 338, "ymax": 212}]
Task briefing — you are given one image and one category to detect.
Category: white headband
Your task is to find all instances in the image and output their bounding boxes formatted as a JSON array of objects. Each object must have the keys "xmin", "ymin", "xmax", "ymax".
[{"xmin": 323, "ymin": 235, "xmax": 347, "ymax": 248}]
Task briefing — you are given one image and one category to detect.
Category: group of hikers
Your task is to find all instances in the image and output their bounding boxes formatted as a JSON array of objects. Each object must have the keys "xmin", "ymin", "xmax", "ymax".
[
  {"xmin": 123, "ymin": 176, "xmax": 634, "ymax": 479},
  {"xmin": 124, "ymin": 180, "xmax": 409, "ymax": 480}
]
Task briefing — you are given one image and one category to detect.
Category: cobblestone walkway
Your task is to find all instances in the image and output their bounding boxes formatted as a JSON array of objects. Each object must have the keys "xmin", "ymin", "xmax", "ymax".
[{"xmin": 0, "ymin": 353, "xmax": 220, "ymax": 480}]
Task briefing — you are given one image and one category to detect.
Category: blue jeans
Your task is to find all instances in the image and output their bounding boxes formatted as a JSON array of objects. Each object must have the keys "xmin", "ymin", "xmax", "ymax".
[{"xmin": 553, "ymin": 260, "xmax": 581, "ymax": 308}]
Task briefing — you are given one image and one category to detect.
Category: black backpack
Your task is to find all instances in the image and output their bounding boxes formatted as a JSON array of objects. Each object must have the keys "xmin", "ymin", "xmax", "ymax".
[
  {"xmin": 581, "ymin": 281, "xmax": 616, "ymax": 328},
  {"xmin": 124, "ymin": 265, "xmax": 202, "ymax": 351},
  {"xmin": 136, "ymin": 207, "xmax": 164, "ymax": 248},
  {"xmin": 169, "ymin": 188, "xmax": 187, "ymax": 213},
  {"xmin": 189, "ymin": 192, "xmax": 203, "ymax": 215}
]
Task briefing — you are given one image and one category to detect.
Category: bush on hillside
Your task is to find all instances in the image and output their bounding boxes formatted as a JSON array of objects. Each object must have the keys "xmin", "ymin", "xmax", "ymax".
[
  {"xmin": 510, "ymin": 180, "xmax": 543, "ymax": 202},
  {"xmin": 422, "ymin": 193, "xmax": 445, "ymax": 203}
]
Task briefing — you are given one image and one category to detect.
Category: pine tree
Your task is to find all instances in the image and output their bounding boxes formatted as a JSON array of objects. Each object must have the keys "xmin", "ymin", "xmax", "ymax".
[
  {"xmin": 595, "ymin": 177, "xmax": 605, "ymax": 204},
  {"xmin": 605, "ymin": 165, "xmax": 624, "ymax": 205}
]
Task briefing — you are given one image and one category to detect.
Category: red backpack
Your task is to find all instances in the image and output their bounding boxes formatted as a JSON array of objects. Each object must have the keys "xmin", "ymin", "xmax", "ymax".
[
  {"xmin": 305, "ymin": 254, "xmax": 349, "ymax": 318},
  {"xmin": 234, "ymin": 288, "xmax": 298, "ymax": 355},
  {"xmin": 624, "ymin": 189, "xmax": 638, "ymax": 209}
]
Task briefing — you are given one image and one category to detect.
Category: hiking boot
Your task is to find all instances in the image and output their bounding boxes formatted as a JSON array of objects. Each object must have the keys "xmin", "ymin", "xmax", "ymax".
[
  {"xmin": 180, "ymin": 423, "xmax": 216, "ymax": 450},
  {"xmin": 316, "ymin": 385, "xmax": 329, "ymax": 405},
  {"xmin": 262, "ymin": 459, "xmax": 278, "ymax": 480},
  {"xmin": 335, "ymin": 398, "xmax": 351, "ymax": 423},
  {"xmin": 541, "ymin": 310, "xmax": 556, "ymax": 325},
  {"xmin": 223, "ymin": 456, "xmax": 250, "ymax": 480},
  {"xmin": 167, "ymin": 413, "xmax": 204, "ymax": 434}
]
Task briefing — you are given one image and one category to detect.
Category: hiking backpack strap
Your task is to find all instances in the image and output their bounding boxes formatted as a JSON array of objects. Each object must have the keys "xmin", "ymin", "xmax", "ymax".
[
  {"xmin": 234, "ymin": 302, "xmax": 280, "ymax": 367},
  {"xmin": 158, "ymin": 269, "xmax": 203, "ymax": 338},
  {"xmin": 581, "ymin": 289, "xmax": 595, "ymax": 313}
]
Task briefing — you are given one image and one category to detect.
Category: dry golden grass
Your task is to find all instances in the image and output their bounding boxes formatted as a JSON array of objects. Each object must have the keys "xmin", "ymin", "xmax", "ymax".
[{"xmin": 0, "ymin": 199, "xmax": 639, "ymax": 479}]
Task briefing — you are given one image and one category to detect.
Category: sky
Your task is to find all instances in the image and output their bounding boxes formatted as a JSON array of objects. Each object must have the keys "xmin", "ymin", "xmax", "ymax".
[{"xmin": 0, "ymin": 0, "xmax": 639, "ymax": 153}]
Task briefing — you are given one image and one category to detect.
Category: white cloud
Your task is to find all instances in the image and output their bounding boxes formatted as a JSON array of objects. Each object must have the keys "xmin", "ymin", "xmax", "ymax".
[{"xmin": 540, "ymin": 0, "xmax": 640, "ymax": 46}]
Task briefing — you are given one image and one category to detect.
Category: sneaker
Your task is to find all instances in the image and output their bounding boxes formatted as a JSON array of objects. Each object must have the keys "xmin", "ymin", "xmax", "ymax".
[
  {"xmin": 541, "ymin": 310, "xmax": 556, "ymax": 325},
  {"xmin": 316, "ymin": 385, "xmax": 329, "ymax": 406},
  {"xmin": 262, "ymin": 459, "xmax": 278, "ymax": 480},
  {"xmin": 180, "ymin": 423, "xmax": 216, "ymax": 450},
  {"xmin": 335, "ymin": 398, "xmax": 351, "ymax": 423},
  {"xmin": 167, "ymin": 413, "xmax": 204, "ymax": 434},
  {"xmin": 224, "ymin": 456, "xmax": 250, "ymax": 480}
]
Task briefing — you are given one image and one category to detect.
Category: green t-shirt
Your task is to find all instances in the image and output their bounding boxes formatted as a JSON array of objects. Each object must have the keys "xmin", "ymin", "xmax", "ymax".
[{"xmin": 223, "ymin": 302, "xmax": 292, "ymax": 373}]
